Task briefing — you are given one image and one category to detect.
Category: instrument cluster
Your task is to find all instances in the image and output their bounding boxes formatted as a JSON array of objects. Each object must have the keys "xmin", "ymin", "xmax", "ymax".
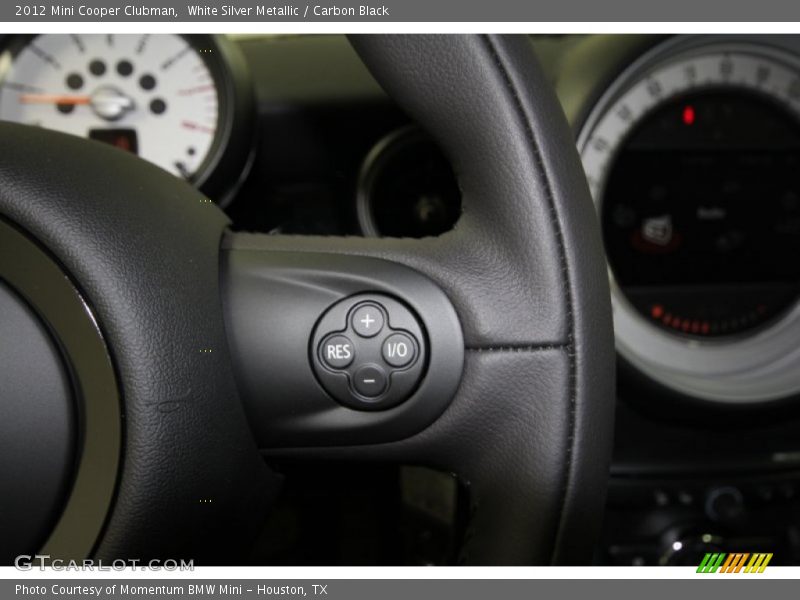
[{"xmin": 578, "ymin": 37, "xmax": 800, "ymax": 404}]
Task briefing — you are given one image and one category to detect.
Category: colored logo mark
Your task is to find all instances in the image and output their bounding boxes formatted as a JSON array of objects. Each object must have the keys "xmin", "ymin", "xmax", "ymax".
[{"xmin": 697, "ymin": 553, "xmax": 773, "ymax": 573}]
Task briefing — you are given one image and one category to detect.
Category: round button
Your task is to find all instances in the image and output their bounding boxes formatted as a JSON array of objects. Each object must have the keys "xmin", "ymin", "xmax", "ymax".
[
  {"xmin": 320, "ymin": 335, "xmax": 355, "ymax": 369},
  {"xmin": 382, "ymin": 333, "xmax": 416, "ymax": 368},
  {"xmin": 705, "ymin": 487, "xmax": 744, "ymax": 522},
  {"xmin": 353, "ymin": 364, "xmax": 387, "ymax": 398},
  {"xmin": 351, "ymin": 304, "xmax": 384, "ymax": 338}
]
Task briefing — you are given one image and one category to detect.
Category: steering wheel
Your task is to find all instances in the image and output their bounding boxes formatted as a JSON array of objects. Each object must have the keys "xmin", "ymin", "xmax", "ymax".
[{"xmin": 0, "ymin": 35, "xmax": 614, "ymax": 566}]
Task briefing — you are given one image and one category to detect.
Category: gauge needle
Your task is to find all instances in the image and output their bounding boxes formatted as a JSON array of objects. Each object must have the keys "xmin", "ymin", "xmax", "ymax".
[
  {"xmin": 18, "ymin": 87, "xmax": 135, "ymax": 121},
  {"xmin": 19, "ymin": 94, "xmax": 91, "ymax": 105}
]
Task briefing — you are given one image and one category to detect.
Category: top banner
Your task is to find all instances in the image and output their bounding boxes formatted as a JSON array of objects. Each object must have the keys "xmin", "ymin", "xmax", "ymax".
[{"xmin": 5, "ymin": 0, "xmax": 800, "ymax": 22}]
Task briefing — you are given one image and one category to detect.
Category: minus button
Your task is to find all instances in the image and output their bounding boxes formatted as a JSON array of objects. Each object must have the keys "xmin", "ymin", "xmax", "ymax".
[{"xmin": 353, "ymin": 364, "xmax": 387, "ymax": 398}]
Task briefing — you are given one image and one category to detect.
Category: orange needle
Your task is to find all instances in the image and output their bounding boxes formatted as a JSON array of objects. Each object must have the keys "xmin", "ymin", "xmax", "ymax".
[{"xmin": 19, "ymin": 94, "xmax": 91, "ymax": 105}]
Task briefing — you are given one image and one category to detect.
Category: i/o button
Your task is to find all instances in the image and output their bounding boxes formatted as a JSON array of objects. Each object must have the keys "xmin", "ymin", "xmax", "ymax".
[{"xmin": 382, "ymin": 333, "xmax": 415, "ymax": 368}]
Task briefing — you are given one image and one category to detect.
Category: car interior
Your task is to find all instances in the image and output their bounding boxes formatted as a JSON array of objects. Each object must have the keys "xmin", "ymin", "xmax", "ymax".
[{"xmin": 1, "ymin": 33, "xmax": 800, "ymax": 566}]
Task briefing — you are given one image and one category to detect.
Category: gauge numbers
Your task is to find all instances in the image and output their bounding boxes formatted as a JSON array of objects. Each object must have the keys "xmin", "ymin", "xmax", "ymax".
[{"xmin": 582, "ymin": 49, "xmax": 800, "ymax": 202}]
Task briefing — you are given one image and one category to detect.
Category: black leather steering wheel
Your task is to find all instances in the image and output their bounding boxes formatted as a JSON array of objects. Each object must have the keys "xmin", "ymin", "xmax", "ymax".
[{"xmin": 0, "ymin": 35, "xmax": 614, "ymax": 565}]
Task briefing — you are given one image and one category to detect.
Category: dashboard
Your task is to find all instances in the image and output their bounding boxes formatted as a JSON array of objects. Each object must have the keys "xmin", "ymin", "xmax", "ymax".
[{"xmin": 3, "ymin": 33, "xmax": 800, "ymax": 565}]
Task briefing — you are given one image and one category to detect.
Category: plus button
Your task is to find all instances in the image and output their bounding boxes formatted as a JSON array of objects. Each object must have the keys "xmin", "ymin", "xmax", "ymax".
[{"xmin": 352, "ymin": 304, "xmax": 384, "ymax": 338}]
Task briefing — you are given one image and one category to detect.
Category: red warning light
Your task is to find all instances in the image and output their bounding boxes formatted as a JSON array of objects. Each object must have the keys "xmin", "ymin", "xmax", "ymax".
[
  {"xmin": 682, "ymin": 105, "xmax": 696, "ymax": 126},
  {"xmin": 114, "ymin": 135, "xmax": 131, "ymax": 151},
  {"xmin": 651, "ymin": 304, "xmax": 664, "ymax": 319}
]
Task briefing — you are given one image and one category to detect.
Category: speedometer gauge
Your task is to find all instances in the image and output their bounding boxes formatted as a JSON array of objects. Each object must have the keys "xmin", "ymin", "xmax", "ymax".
[
  {"xmin": 578, "ymin": 38, "xmax": 800, "ymax": 404},
  {"xmin": 0, "ymin": 34, "xmax": 254, "ymax": 203}
]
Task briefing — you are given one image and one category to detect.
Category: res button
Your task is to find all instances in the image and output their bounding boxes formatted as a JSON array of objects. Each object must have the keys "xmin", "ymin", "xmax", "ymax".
[{"xmin": 321, "ymin": 335, "xmax": 355, "ymax": 369}]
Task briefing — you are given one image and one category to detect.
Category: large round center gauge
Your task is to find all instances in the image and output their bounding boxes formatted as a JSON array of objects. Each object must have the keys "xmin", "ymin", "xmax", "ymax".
[
  {"xmin": 578, "ymin": 39, "xmax": 800, "ymax": 403},
  {"xmin": 582, "ymin": 47, "xmax": 800, "ymax": 339},
  {"xmin": 0, "ymin": 34, "xmax": 252, "ymax": 199}
]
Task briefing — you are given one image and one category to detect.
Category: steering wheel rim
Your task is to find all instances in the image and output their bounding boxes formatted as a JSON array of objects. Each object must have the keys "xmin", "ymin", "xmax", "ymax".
[{"xmin": 0, "ymin": 34, "xmax": 614, "ymax": 565}]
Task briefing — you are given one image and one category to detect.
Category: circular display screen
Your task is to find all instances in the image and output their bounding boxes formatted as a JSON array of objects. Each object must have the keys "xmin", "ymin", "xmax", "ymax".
[
  {"xmin": 603, "ymin": 89, "xmax": 800, "ymax": 337},
  {"xmin": 582, "ymin": 49, "xmax": 800, "ymax": 339}
]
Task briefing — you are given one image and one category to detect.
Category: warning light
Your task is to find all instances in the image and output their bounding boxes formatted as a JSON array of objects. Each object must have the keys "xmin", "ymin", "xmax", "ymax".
[
  {"xmin": 651, "ymin": 304, "xmax": 664, "ymax": 319},
  {"xmin": 114, "ymin": 135, "xmax": 131, "ymax": 151},
  {"xmin": 682, "ymin": 105, "xmax": 696, "ymax": 126}
]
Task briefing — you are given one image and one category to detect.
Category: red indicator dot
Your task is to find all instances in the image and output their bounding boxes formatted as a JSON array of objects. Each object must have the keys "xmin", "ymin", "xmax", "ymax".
[
  {"xmin": 682, "ymin": 105, "xmax": 696, "ymax": 126},
  {"xmin": 114, "ymin": 136, "xmax": 131, "ymax": 151},
  {"xmin": 651, "ymin": 304, "xmax": 665, "ymax": 319}
]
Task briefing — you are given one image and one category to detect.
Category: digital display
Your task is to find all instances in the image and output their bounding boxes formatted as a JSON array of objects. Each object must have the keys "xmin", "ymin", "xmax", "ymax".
[
  {"xmin": 88, "ymin": 128, "xmax": 138, "ymax": 154},
  {"xmin": 602, "ymin": 90, "xmax": 800, "ymax": 336}
]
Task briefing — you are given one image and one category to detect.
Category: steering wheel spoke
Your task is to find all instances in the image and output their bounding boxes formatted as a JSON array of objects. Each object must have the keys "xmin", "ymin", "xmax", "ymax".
[
  {"xmin": 220, "ymin": 239, "xmax": 465, "ymax": 447},
  {"xmin": 220, "ymin": 232, "xmax": 579, "ymax": 565}
]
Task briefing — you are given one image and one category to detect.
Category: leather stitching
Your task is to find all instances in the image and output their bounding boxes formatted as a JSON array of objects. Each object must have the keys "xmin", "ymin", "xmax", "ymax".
[
  {"xmin": 480, "ymin": 34, "xmax": 578, "ymax": 565},
  {"xmin": 466, "ymin": 343, "xmax": 567, "ymax": 352}
]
